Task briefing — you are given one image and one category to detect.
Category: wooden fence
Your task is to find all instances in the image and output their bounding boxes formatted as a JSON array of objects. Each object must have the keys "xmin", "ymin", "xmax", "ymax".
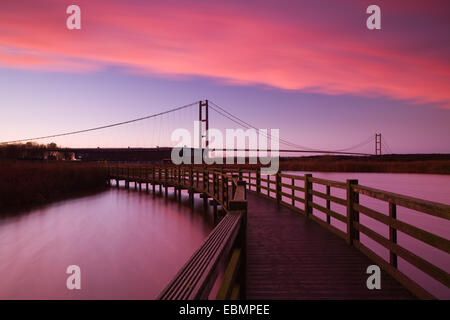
[
  {"xmin": 108, "ymin": 165, "xmax": 449, "ymax": 299},
  {"xmin": 235, "ymin": 168, "xmax": 449, "ymax": 299},
  {"xmin": 108, "ymin": 165, "xmax": 247, "ymax": 299}
]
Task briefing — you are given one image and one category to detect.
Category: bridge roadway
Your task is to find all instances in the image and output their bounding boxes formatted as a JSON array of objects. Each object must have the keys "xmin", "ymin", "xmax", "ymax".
[{"xmin": 246, "ymin": 192, "xmax": 415, "ymax": 299}]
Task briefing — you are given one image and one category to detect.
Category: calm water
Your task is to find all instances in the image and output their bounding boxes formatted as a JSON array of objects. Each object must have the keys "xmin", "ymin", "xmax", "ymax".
[
  {"xmin": 0, "ymin": 173, "xmax": 449, "ymax": 299},
  {"xmin": 281, "ymin": 172, "xmax": 450, "ymax": 299},
  {"xmin": 0, "ymin": 185, "xmax": 213, "ymax": 299}
]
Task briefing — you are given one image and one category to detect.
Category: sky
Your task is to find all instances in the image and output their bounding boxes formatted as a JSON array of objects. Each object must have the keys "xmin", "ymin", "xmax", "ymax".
[{"xmin": 0, "ymin": 0, "xmax": 449, "ymax": 154}]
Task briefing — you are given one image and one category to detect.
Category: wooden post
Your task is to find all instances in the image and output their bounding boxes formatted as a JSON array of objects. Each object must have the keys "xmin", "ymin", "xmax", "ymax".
[
  {"xmin": 240, "ymin": 194, "xmax": 248, "ymax": 299},
  {"xmin": 152, "ymin": 168, "xmax": 156, "ymax": 195},
  {"xmin": 189, "ymin": 167, "xmax": 194, "ymax": 207},
  {"xmin": 326, "ymin": 185, "xmax": 331, "ymax": 224},
  {"xmin": 291, "ymin": 178, "xmax": 295, "ymax": 206},
  {"xmin": 389, "ymin": 202, "xmax": 398, "ymax": 268},
  {"xmin": 225, "ymin": 176, "xmax": 229, "ymax": 209},
  {"xmin": 213, "ymin": 202, "xmax": 218, "ymax": 222},
  {"xmin": 126, "ymin": 166, "xmax": 130, "ymax": 189},
  {"xmin": 346, "ymin": 179, "xmax": 359, "ymax": 245},
  {"xmin": 213, "ymin": 173, "xmax": 217, "ymax": 197},
  {"xmin": 177, "ymin": 168, "xmax": 182, "ymax": 201},
  {"xmin": 159, "ymin": 167, "xmax": 162, "ymax": 196},
  {"xmin": 256, "ymin": 170, "xmax": 261, "ymax": 194},
  {"xmin": 304, "ymin": 174, "xmax": 312, "ymax": 218},
  {"xmin": 203, "ymin": 169, "xmax": 207, "ymax": 190},
  {"xmin": 222, "ymin": 175, "xmax": 227, "ymax": 205},
  {"xmin": 276, "ymin": 173, "xmax": 281, "ymax": 204}
]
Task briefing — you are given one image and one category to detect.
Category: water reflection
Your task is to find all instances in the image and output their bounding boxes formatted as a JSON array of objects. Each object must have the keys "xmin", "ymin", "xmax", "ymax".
[{"xmin": 0, "ymin": 186, "xmax": 213, "ymax": 299}]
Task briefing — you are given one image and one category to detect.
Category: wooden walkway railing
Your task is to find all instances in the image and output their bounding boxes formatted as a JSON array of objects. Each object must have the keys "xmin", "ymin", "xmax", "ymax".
[
  {"xmin": 108, "ymin": 165, "xmax": 449, "ymax": 300},
  {"xmin": 234, "ymin": 168, "xmax": 450, "ymax": 299},
  {"xmin": 108, "ymin": 165, "xmax": 248, "ymax": 299}
]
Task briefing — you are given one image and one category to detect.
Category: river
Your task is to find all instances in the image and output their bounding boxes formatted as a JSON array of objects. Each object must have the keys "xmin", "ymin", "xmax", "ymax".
[
  {"xmin": 0, "ymin": 172, "xmax": 448, "ymax": 299},
  {"xmin": 0, "ymin": 185, "xmax": 213, "ymax": 299}
]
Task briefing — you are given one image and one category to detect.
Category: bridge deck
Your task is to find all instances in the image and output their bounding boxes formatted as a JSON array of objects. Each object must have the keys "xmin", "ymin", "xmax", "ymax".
[{"xmin": 246, "ymin": 192, "xmax": 415, "ymax": 299}]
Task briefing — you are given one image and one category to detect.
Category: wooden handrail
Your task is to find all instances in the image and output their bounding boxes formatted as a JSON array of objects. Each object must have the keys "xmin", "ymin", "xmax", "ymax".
[
  {"xmin": 228, "ymin": 167, "xmax": 449, "ymax": 299},
  {"xmin": 352, "ymin": 184, "xmax": 450, "ymax": 220},
  {"xmin": 108, "ymin": 165, "xmax": 449, "ymax": 299},
  {"xmin": 108, "ymin": 165, "xmax": 248, "ymax": 300}
]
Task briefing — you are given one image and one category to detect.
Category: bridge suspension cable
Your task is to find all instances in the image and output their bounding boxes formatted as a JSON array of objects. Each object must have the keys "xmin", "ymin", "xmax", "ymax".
[
  {"xmin": 382, "ymin": 136, "xmax": 394, "ymax": 154},
  {"xmin": 209, "ymin": 100, "xmax": 375, "ymax": 155},
  {"xmin": 209, "ymin": 101, "xmax": 316, "ymax": 151},
  {"xmin": 0, "ymin": 101, "xmax": 199, "ymax": 145}
]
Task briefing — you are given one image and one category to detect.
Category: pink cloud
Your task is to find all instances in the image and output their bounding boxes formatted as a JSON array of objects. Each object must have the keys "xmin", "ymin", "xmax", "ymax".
[{"xmin": 0, "ymin": 0, "xmax": 449, "ymax": 107}]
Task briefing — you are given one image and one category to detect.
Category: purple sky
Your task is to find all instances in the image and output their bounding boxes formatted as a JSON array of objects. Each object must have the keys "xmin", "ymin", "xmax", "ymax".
[{"xmin": 0, "ymin": 0, "xmax": 449, "ymax": 153}]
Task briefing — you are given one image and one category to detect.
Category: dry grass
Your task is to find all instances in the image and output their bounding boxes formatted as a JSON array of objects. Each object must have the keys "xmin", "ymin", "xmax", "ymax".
[
  {"xmin": 280, "ymin": 155, "xmax": 450, "ymax": 174},
  {"xmin": 0, "ymin": 161, "xmax": 108, "ymax": 214}
]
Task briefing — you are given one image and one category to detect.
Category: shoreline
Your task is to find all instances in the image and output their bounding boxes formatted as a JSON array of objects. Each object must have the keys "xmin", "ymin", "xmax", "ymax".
[{"xmin": 0, "ymin": 161, "xmax": 108, "ymax": 217}]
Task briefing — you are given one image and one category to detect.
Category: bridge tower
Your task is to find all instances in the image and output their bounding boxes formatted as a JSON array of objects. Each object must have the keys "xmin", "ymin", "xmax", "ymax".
[
  {"xmin": 199, "ymin": 100, "xmax": 209, "ymax": 148},
  {"xmin": 375, "ymin": 133, "xmax": 382, "ymax": 155}
]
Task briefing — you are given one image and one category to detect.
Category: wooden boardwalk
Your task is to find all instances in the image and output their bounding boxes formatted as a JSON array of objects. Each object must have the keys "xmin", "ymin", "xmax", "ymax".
[
  {"xmin": 109, "ymin": 166, "xmax": 449, "ymax": 299},
  {"xmin": 246, "ymin": 192, "xmax": 415, "ymax": 299}
]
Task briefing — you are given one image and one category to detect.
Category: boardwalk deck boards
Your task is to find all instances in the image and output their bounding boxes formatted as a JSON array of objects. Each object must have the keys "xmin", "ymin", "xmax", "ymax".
[
  {"xmin": 246, "ymin": 192, "xmax": 415, "ymax": 299},
  {"xmin": 108, "ymin": 165, "xmax": 450, "ymax": 300}
]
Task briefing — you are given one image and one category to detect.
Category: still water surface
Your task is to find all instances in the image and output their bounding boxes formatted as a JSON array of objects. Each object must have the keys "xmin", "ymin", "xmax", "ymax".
[
  {"xmin": 0, "ymin": 186, "xmax": 213, "ymax": 299},
  {"xmin": 0, "ymin": 173, "xmax": 449, "ymax": 299}
]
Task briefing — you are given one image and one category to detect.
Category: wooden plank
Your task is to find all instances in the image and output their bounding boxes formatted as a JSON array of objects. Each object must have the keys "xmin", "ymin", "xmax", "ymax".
[
  {"xmin": 355, "ymin": 222, "xmax": 450, "ymax": 287},
  {"xmin": 309, "ymin": 214, "xmax": 347, "ymax": 240},
  {"xmin": 279, "ymin": 173, "xmax": 305, "ymax": 180},
  {"xmin": 309, "ymin": 177, "xmax": 347, "ymax": 189},
  {"xmin": 216, "ymin": 249, "xmax": 242, "ymax": 300},
  {"xmin": 355, "ymin": 203, "xmax": 450, "ymax": 253},
  {"xmin": 353, "ymin": 184, "xmax": 450, "ymax": 220},
  {"xmin": 389, "ymin": 202, "xmax": 398, "ymax": 268},
  {"xmin": 246, "ymin": 193, "xmax": 414, "ymax": 299},
  {"xmin": 281, "ymin": 183, "xmax": 305, "ymax": 192},
  {"xmin": 353, "ymin": 240, "xmax": 435, "ymax": 300},
  {"xmin": 159, "ymin": 213, "xmax": 242, "ymax": 300},
  {"xmin": 310, "ymin": 189, "xmax": 347, "ymax": 206},
  {"xmin": 280, "ymin": 191, "xmax": 305, "ymax": 204},
  {"xmin": 309, "ymin": 201, "xmax": 347, "ymax": 223}
]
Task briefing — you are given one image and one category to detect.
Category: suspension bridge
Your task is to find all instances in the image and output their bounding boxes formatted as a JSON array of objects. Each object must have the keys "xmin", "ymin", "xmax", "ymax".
[
  {"xmin": 0, "ymin": 100, "xmax": 392, "ymax": 161},
  {"xmin": 1, "ymin": 100, "xmax": 448, "ymax": 299}
]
